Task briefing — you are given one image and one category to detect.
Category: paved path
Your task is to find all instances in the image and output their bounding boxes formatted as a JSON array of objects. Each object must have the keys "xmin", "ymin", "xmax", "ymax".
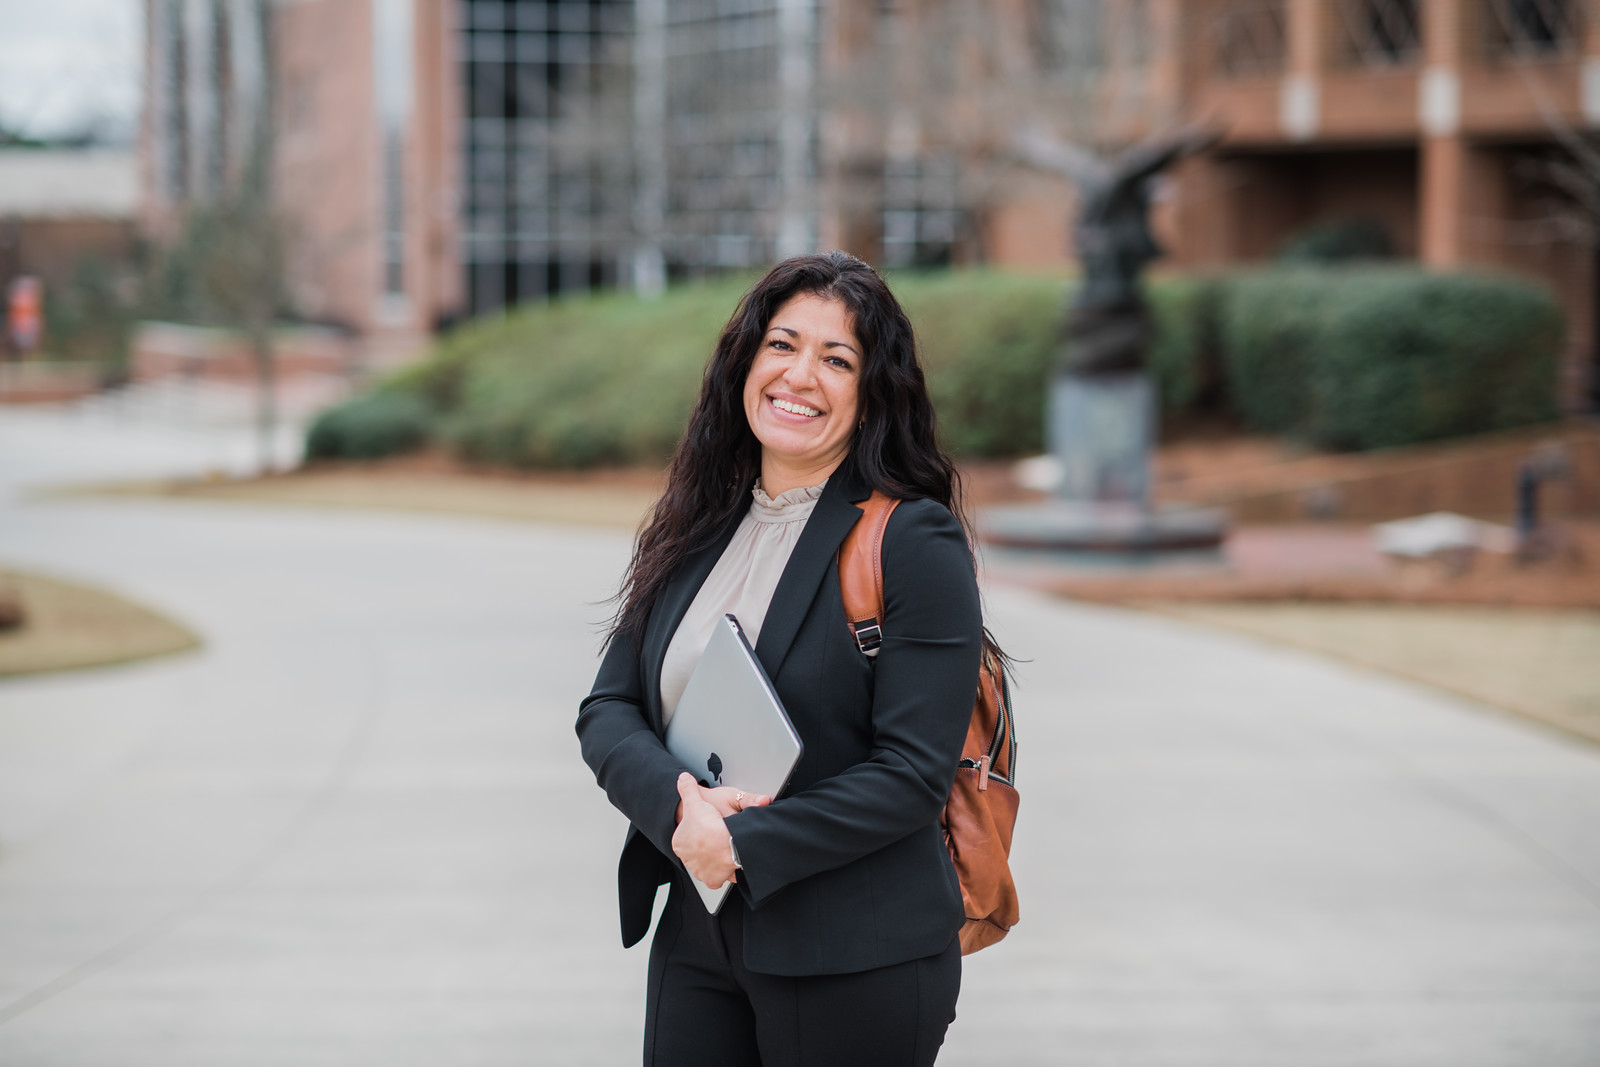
[{"xmin": 1, "ymin": 409, "xmax": 1598, "ymax": 1065}]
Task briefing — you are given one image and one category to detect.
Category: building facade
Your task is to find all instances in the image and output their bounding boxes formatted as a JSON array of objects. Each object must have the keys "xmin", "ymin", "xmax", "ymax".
[
  {"xmin": 1155, "ymin": 0, "xmax": 1600, "ymax": 409},
  {"xmin": 141, "ymin": 0, "xmax": 1598, "ymax": 407},
  {"xmin": 142, "ymin": 0, "xmax": 461, "ymax": 349}
]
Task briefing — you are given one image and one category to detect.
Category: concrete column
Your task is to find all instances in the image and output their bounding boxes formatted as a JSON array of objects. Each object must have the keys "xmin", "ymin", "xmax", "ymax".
[
  {"xmin": 418, "ymin": 0, "xmax": 463, "ymax": 320},
  {"xmin": 1582, "ymin": 0, "xmax": 1600, "ymax": 127},
  {"xmin": 1142, "ymin": 0, "xmax": 1187, "ymax": 127},
  {"xmin": 631, "ymin": 0, "xmax": 667, "ymax": 297},
  {"xmin": 1418, "ymin": 0, "xmax": 1466, "ymax": 265},
  {"xmin": 1280, "ymin": 0, "xmax": 1325, "ymax": 141},
  {"xmin": 775, "ymin": 0, "xmax": 817, "ymax": 259},
  {"xmin": 183, "ymin": 0, "xmax": 216, "ymax": 197},
  {"xmin": 1419, "ymin": 135, "xmax": 1465, "ymax": 265}
]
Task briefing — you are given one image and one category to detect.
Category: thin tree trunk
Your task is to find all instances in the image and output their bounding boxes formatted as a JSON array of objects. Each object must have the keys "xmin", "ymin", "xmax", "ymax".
[{"xmin": 251, "ymin": 323, "xmax": 276, "ymax": 474}]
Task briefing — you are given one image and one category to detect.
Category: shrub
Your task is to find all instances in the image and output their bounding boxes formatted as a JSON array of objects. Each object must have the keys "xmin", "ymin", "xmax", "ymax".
[
  {"xmin": 1276, "ymin": 217, "xmax": 1397, "ymax": 264},
  {"xmin": 439, "ymin": 281, "xmax": 747, "ymax": 467},
  {"xmin": 896, "ymin": 272, "xmax": 1219, "ymax": 449},
  {"xmin": 1219, "ymin": 267, "xmax": 1562, "ymax": 449},
  {"xmin": 1147, "ymin": 274, "xmax": 1222, "ymax": 412},
  {"xmin": 397, "ymin": 270, "xmax": 1075, "ymax": 466},
  {"xmin": 42, "ymin": 256, "xmax": 141, "ymax": 374},
  {"xmin": 317, "ymin": 264, "xmax": 1564, "ymax": 468},
  {"xmin": 889, "ymin": 271, "xmax": 1064, "ymax": 456},
  {"xmin": 1217, "ymin": 270, "xmax": 1328, "ymax": 434},
  {"xmin": 1303, "ymin": 269, "xmax": 1562, "ymax": 449},
  {"xmin": 305, "ymin": 390, "xmax": 435, "ymax": 460}
]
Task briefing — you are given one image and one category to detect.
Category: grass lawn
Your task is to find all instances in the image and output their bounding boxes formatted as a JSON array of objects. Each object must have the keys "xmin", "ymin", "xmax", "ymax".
[
  {"xmin": 62, "ymin": 462, "xmax": 665, "ymax": 532},
  {"xmin": 0, "ymin": 569, "xmax": 201, "ymax": 678},
  {"xmin": 1142, "ymin": 602, "xmax": 1600, "ymax": 745}
]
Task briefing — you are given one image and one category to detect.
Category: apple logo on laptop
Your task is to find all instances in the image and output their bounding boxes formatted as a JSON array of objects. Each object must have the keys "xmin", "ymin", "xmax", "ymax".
[{"xmin": 705, "ymin": 752, "xmax": 723, "ymax": 786}]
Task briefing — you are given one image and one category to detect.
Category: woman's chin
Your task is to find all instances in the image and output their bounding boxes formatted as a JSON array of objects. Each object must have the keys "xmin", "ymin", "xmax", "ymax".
[
  {"xmin": 759, "ymin": 437, "xmax": 848, "ymax": 479},
  {"xmin": 757, "ymin": 421, "xmax": 827, "ymax": 457}
]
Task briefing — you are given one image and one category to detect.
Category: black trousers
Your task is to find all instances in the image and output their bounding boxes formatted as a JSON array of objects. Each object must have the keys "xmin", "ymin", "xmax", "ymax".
[{"xmin": 644, "ymin": 873, "xmax": 961, "ymax": 1067}]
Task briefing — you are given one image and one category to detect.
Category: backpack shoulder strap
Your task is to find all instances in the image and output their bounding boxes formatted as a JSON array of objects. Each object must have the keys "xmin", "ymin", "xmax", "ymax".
[{"xmin": 838, "ymin": 490, "xmax": 900, "ymax": 657}]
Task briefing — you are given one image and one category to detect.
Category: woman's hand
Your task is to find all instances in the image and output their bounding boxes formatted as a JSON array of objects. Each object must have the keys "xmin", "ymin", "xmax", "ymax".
[
  {"xmin": 698, "ymin": 783, "xmax": 771, "ymax": 819},
  {"xmin": 671, "ymin": 773, "xmax": 739, "ymax": 890},
  {"xmin": 674, "ymin": 783, "xmax": 771, "ymax": 824}
]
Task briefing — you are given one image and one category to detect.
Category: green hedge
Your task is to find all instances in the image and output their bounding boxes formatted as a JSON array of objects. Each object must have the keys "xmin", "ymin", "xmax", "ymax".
[
  {"xmin": 890, "ymin": 271, "xmax": 1062, "ymax": 455},
  {"xmin": 1216, "ymin": 271, "xmax": 1326, "ymax": 434},
  {"xmin": 305, "ymin": 265, "xmax": 1563, "ymax": 466},
  {"xmin": 304, "ymin": 390, "xmax": 434, "ymax": 460},
  {"xmin": 1276, "ymin": 217, "xmax": 1397, "ymax": 264},
  {"xmin": 1218, "ymin": 268, "xmax": 1562, "ymax": 449},
  {"xmin": 439, "ymin": 281, "xmax": 749, "ymax": 467},
  {"xmin": 1146, "ymin": 274, "xmax": 1222, "ymax": 413}
]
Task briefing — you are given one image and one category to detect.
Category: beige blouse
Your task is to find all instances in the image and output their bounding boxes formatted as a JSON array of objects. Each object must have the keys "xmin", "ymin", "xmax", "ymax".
[{"xmin": 658, "ymin": 478, "xmax": 826, "ymax": 727}]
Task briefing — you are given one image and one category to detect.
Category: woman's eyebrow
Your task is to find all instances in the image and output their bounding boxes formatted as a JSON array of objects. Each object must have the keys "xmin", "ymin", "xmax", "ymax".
[{"xmin": 769, "ymin": 323, "xmax": 860, "ymax": 357}]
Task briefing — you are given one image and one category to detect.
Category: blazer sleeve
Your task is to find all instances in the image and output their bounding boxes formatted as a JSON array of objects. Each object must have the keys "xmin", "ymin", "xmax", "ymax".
[
  {"xmin": 575, "ymin": 625, "xmax": 686, "ymax": 862},
  {"xmin": 727, "ymin": 497, "xmax": 982, "ymax": 907}
]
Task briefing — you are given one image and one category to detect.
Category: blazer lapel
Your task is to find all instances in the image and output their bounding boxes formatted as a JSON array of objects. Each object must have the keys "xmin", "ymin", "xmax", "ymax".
[
  {"xmin": 641, "ymin": 512, "xmax": 743, "ymax": 735},
  {"xmin": 753, "ymin": 468, "xmax": 871, "ymax": 679}
]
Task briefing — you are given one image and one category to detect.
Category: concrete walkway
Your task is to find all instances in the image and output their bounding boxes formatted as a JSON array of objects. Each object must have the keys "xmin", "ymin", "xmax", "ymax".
[{"xmin": 1, "ymin": 409, "xmax": 1598, "ymax": 1065}]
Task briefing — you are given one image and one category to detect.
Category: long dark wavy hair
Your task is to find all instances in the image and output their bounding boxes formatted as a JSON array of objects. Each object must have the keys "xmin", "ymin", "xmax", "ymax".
[{"xmin": 610, "ymin": 251, "xmax": 991, "ymax": 657}]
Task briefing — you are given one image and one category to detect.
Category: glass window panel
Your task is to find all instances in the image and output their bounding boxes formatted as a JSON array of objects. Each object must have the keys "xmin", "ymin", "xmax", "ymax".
[
  {"xmin": 514, "ymin": 33, "xmax": 548, "ymax": 63},
  {"xmin": 558, "ymin": 3, "xmax": 590, "ymax": 33},
  {"xmin": 471, "ymin": 33, "xmax": 506, "ymax": 63},
  {"xmin": 468, "ymin": 0, "xmax": 505, "ymax": 31},
  {"xmin": 514, "ymin": 3, "xmax": 548, "ymax": 31}
]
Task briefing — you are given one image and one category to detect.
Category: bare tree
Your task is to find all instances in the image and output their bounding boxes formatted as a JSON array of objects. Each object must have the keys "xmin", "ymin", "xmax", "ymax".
[
  {"xmin": 818, "ymin": 0, "xmax": 1186, "ymax": 267},
  {"xmin": 147, "ymin": 0, "xmax": 290, "ymax": 470},
  {"xmin": 1484, "ymin": 0, "xmax": 1600, "ymax": 408},
  {"xmin": 176, "ymin": 173, "xmax": 290, "ymax": 470}
]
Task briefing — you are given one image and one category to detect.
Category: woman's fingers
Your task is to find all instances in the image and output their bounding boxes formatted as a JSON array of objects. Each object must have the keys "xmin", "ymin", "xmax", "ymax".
[
  {"xmin": 699, "ymin": 784, "xmax": 774, "ymax": 818},
  {"xmin": 673, "ymin": 773, "xmax": 737, "ymax": 888},
  {"xmin": 676, "ymin": 771, "xmax": 700, "ymax": 805}
]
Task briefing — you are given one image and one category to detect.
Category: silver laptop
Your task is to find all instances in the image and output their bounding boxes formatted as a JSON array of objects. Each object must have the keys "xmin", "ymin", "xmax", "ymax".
[{"xmin": 664, "ymin": 613, "xmax": 803, "ymax": 914}]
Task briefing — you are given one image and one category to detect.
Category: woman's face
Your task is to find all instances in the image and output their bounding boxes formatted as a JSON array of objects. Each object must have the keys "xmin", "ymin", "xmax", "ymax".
[{"xmin": 742, "ymin": 292, "xmax": 863, "ymax": 490}]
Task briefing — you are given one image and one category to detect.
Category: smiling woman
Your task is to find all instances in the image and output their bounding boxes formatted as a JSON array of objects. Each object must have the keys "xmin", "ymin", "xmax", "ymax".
[
  {"xmin": 741, "ymin": 292, "xmax": 862, "ymax": 495},
  {"xmin": 577, "ymin": 251, "xmax": 999, "ymax": 1066}
]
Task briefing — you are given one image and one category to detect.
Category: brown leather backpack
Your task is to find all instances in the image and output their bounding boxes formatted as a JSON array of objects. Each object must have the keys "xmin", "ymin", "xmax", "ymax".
[{"xmin": 838, "ymin": 491, "xmax": 1020, "ymax": 954}]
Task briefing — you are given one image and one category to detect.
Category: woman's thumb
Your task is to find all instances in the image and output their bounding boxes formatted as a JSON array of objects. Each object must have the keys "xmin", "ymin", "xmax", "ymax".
[{"xmin": 675, "ymin": 772, "xmax": 698, "ymax": 800}]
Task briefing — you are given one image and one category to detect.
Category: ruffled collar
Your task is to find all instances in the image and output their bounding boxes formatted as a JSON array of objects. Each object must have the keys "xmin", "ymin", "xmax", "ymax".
[{"xmin": 749, "ymin": 477, "xmax": 828, "ymax": 521}]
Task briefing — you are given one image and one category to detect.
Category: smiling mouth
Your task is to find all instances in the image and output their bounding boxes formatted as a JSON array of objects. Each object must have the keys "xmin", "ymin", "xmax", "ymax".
[{"xmin": 770, "ymin": 397, "xmax": 821, "ymax": 418}]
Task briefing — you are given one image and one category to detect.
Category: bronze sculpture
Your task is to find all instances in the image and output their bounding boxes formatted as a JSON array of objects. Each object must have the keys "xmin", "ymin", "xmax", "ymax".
[{"xmin": 1013, "ymin": 126, "xmax": 1219, "ymax": 376}]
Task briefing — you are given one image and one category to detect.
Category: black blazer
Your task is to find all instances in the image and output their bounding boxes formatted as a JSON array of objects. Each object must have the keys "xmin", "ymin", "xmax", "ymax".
[{"xmin": 576, "ymin": 465, "xmax": 982, "ymax": 977}]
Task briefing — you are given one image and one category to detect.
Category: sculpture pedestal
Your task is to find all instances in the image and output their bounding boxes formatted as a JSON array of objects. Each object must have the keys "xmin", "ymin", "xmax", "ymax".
[
  {"xmin": 981, "ymin": 499, "xmax": 1227, "ymax": 554},
  {"xmin": 1048, "ymin": 371, "xmax": 1155, "ymax": 507},
  {"xmin": 982, "ymin": 371, "xmax": 1227, "ymax": 558}
]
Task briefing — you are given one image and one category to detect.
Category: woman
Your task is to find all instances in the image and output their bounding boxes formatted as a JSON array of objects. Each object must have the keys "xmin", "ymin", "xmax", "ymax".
[{"xmin": 577, "ymin": 251, "xmax": 986, "ymax": 1066}]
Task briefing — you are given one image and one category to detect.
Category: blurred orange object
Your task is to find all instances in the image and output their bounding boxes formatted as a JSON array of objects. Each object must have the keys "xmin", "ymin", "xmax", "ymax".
[{"xmin": 7, "ymin": 276, "xmax": 42, "ymax": 354}]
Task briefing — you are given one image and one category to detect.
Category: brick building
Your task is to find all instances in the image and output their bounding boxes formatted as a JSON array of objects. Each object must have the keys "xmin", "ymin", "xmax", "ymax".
[
  {"xmin": 142, "ymin": 0, "xmax": 460, "ymax": 350},
  {"xmin": 1160, "ymin": 0, "xmax": 1599, "ymax": 409},
  {"xmin": 141, "ymin": 0, "xmax": 1597, "ymax": 408}
]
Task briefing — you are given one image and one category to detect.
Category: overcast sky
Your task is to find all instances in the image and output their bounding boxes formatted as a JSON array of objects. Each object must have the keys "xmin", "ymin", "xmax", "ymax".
[{"xmin": 0, "ymin": 0, "xmax": 141, "ymax": 142}]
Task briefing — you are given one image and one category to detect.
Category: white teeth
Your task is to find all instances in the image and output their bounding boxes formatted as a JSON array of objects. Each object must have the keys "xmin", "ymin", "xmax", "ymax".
[{"xmin": 771, "ymin": 398, "xmax": 821, "ymax": 417}]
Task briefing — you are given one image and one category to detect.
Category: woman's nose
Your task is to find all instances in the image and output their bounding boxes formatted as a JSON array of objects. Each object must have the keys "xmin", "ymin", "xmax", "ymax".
[{"xmin": 782, "ymin": 354, "xmax": 817, "ymax": 388}]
